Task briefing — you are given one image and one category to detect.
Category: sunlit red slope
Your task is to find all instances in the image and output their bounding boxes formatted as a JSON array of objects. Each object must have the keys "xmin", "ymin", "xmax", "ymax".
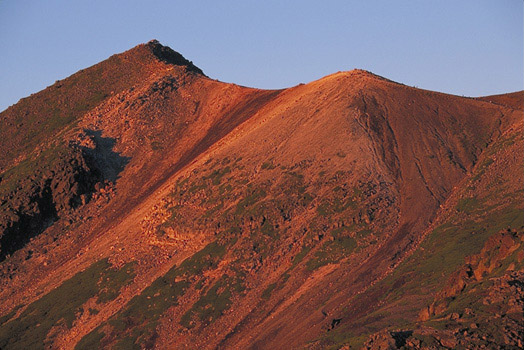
[{"xmin": 0, "ymin": 42, "xmax": 522, "ymax": 350}]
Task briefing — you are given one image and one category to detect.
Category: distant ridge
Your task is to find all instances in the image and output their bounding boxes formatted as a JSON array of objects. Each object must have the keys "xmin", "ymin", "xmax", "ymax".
[{"xmin": 478, "ymin": 90, "xmax": 524, "ymax": 110}]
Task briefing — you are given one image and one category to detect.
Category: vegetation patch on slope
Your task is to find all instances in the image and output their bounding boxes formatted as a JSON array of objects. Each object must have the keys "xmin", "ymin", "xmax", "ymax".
[
  {"xmin": 76, "ymin": 240, "xmax": 230, "ymax": 349},
  {"xmin": 0, "ymin": 259, "xmax": 135, "ymax": 350}
]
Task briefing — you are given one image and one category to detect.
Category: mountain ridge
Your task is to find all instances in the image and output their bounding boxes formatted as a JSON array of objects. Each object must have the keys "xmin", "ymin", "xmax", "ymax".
[{"xmin": 0, "ymin": 41, "xmax": 522, "ymax": 350}]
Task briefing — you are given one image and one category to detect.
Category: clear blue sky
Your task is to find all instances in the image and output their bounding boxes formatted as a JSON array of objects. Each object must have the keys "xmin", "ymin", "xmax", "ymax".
[{"xmin": 0, "ymin": 1, "xmax": 522, "ymax": 112}]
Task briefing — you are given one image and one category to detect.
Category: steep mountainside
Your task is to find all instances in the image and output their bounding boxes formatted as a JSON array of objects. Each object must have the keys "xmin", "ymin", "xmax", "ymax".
[{"xmin": 0, "ymin": 41, "xmax": 522, "ymax": 350}]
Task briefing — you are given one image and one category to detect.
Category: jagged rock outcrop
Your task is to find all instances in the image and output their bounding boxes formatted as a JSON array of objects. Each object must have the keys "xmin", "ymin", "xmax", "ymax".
[{"xmin": 0, "ymin": 145, "xmax": 101, "ymax": 260}]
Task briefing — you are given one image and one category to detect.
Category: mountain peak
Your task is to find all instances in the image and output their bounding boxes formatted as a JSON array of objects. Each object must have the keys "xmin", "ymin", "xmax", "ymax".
[
  {"xmin": 315, "ymin": 69, "xmax": 399, "ymax": 89},
  {"xmin": 344, "ymin": 69, "xmax": 398, "ymax": 84},
  {"xmin": 142, "ymin": 39, "xmax": 205, "ymax": 76}
]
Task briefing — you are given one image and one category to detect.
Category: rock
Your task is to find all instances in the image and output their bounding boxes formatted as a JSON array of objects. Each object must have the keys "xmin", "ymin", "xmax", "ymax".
[
  {"xmin": 449, "ymin": 312, "xmax": 460, "ymax": 320},
  {"xmin": 418, "ymin": 306, "xmax": 431, "ymax": 321},
  {"xmin": 440, "ymin": 336, "xmax": 457, "ymax": 348}
]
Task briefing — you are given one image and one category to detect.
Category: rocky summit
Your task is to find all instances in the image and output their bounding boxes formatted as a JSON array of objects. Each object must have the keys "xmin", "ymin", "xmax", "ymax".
[{"xmin": 0, "ymin": 41, "xmax": 522, "ymax": 349}]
